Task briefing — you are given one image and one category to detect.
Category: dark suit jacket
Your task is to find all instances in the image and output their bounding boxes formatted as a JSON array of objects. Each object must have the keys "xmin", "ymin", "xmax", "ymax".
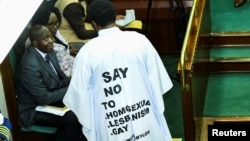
[{"xmin": 16, "ymin": 45, "xmax": 70, "ymax": 127}]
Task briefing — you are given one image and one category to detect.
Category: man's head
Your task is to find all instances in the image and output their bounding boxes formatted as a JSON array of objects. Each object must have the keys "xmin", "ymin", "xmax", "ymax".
[
  {"xmin": 29, "ymin": 25, "xmax": 54, "ymax": 53},
  {"xmin": 88, "ymin": 0, "xmax": 116, "ymax": 29}
]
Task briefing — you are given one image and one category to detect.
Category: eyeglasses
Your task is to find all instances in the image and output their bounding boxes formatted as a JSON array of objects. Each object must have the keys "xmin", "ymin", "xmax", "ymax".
[{"xmin": 47, "ymin": 22, "xmax": 59, "ymax": 28}]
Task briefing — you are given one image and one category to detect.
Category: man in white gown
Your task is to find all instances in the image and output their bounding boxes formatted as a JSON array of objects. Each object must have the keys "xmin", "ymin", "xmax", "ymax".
[{"xmin": 63, "ymin": 0, "xmax": 174, "ymax": 140}]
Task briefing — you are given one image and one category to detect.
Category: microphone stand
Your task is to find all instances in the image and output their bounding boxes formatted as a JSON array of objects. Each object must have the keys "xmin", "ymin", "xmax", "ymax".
[
  {"xmin": 143, "ymin": 0, "xmax": 153, "ymax": 35},
  {"xmin": 169, "ymin": 0, "xmax": 188, "ymax": 50}
]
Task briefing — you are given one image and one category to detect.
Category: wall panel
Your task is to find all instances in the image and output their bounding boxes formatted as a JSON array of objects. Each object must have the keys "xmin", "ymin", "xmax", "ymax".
[{"xmin": 113, "ymin": 0, "xmax": 193, "ymax": 55}]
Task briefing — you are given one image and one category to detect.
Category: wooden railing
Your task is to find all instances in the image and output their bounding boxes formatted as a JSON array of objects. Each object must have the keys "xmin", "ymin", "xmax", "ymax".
[
  {"xmin": 178, "ymin": 0, "xmax": 211, "ymax": 140},
  {"xmin": 179, "ymin": 0, "xmax": 198, "ymax": 92},
  {"xmin": 179, "ymin": 0, "xmax": 201, "ymax": 91}
]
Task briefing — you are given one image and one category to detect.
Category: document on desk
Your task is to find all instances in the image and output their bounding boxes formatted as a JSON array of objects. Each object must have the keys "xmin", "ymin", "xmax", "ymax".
[
  {"xmin": 35, "ymin": 105, "xmax": 70, "ymax": 116},
  {"xmin": 116, "ymin": 9, "xmax": 135, "ymax": 27}
]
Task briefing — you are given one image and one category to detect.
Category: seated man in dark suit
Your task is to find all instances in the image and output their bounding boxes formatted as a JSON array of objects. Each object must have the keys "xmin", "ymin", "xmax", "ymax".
[{"xmin": 16, "ymin": 25, "xmax": 86, "ymax": 141}]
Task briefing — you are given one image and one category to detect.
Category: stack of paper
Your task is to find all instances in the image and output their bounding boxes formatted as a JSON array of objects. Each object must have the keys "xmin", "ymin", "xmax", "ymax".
[
  {"xmin": 35, "ymin": 105, "xmax": 70, "ymax": 116},
  {"xmin": 116, "ymin": 9, "xmax": 136, "ymax": 27}
]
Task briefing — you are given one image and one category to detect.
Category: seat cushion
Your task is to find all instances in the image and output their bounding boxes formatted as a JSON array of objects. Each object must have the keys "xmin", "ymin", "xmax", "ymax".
[{"xmin": 21, "ymin": 125, "xmax": 57, "ymax": 134}]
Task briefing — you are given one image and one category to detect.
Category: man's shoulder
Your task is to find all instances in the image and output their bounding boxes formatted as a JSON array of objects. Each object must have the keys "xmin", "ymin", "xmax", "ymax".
[
  {"xmin": 20, "ymin": 47, "xmax": 39, "ymax": 65},
  {"xmin": 121, "ymin": 30, "xmax": 146, "ymax": 40}
]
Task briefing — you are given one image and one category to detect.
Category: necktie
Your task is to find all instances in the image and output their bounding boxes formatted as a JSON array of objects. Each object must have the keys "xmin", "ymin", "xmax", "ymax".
[{"xmin": 45, "ymin": 55, "xmax": 57, "ymax": 74}]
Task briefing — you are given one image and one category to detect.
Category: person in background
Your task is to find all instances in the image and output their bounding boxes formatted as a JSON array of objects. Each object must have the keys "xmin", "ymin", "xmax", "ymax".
[
  {"xmin": 28, "ymin": 1, "xmax": 77, "ymax": 77},
  {"xmin": 47, "ymin": 7, "xmax": 79, "ymax": 56},
  {"xmin": 55, "ymin": 0, "xmax": 98, "ymax": 43},
  {"xmin": 17, "ymin": 25, "xmax": 86, "ymax": 141},
  {"xmin": 55, "ymin": 0, "xmax": 131, "ymax": 43},
  {"xmin": 234, "ymin": 0, "xmax": 247, "ymax": 7},
  {"xmin": 63, "ymin": 0, "xmax": 173, "ymax": 140},
  {"xmin": 0, "ymin": 111, "xmax": 12, "ymax": 141}
]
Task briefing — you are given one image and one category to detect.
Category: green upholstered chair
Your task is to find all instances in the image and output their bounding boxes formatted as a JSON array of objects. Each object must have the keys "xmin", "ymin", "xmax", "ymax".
[
  {"xmin": 21, "ymin": 125, "xmax": 58, "ymax": 134},
  {"xmin": 9, "ymin": 48, "xmax": 59, "ymax": 137}
]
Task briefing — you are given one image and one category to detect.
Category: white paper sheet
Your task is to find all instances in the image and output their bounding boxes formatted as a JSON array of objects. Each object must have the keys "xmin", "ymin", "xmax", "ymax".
[
  {"xmin": 115, "ymin": 9, "xmax": 136, "ymax": 26},
  {"xmin": 35, "ymin": 105, "xmax": 70, "ymax": 116}
]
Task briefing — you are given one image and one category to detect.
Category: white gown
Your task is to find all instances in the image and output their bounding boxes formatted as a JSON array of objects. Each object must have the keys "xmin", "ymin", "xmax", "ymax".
[{"xmin": 63, "ymin": 27, "xmax": 173, "ymax": 141}]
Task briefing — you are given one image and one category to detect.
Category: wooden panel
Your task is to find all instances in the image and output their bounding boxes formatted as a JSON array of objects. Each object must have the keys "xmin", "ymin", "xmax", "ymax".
[
  {"xmin": 180, "ymin": 70, "xmax": 195, "ymax": 141},
  {"xmin": 0, "ymin": 54, "xmax": 21, "ymax": 141},
  {"xmin": 200, "ymin": 35, "xmax": 250, "ymax": 46},
  {"xmin": 113, "ymin": 0, "xmax": 193, "ymax": 55}
]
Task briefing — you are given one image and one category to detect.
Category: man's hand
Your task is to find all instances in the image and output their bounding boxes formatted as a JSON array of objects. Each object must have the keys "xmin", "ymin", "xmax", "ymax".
[{"xmin": 69, "ymin": 44, "xmax": 79, "ymax": 56}]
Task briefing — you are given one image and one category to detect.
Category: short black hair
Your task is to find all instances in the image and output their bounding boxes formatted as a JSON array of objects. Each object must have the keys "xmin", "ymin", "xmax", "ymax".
[
  {"xmin": 88, "ymin": 0, "xmax": 116, "ymax": 27},
  {"xmin": 29, "ymin": 25, "xmax": 46, "ymax": 42}
]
